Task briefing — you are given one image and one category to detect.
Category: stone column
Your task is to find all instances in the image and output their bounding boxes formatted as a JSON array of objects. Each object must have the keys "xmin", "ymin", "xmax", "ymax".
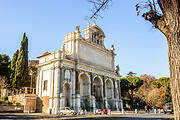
[
  {"xmin": 75, "ymin": 71, "xmax": 80, "ymax": 111},
  {"xmin": 60, "ymin": 68, "xmax": 65, "ymax": 109},
  {"xmin": 113, "ymin": 79, "xmax": 116, "ymax": 99},
  {"xmin": 36, "ymin": 68, "xmax": 40, "ymax": 95},
  {"xmin": 52, "ymin": 65, "xmax": 61, "ymax": 114},
  {"xmin": 39, "ymin": 70, "xmax": 43, "ymax": 97},
  {"xmin": 48, "ymin": 66, "xmax": 54, "ymax": 114},
  {"xmin": 71, "ymin": 69, "xmax": 76, "ymax": 109},
  {"xmin": 104, "ymin": 98, "xmax": 108, "ymax": 108},
  {"xmin": 91, "ymin": 95, "xmax": 96, "ymax": 113},
  {"xmin": 115, "ymin": 99, "xmax": 119, "ymax": 110},
  {"xmin": 90, "ymin": 73, "xmax": 95, "ymax": 112}
]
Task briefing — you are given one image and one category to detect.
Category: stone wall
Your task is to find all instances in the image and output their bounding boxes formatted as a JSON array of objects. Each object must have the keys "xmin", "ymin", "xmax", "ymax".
[
  {"xmin": 24, "ymin": 94, "xmax": 37, "ymax": 113},
  {"xmin": 8, "ymin": 94, "xmax": 25, "ymax": 105},
  {"xmin": 78, "ymin": 41, "xmax": 113, "ymax": 71},
  {"xmin": 37, "ymin": 96, "xmax": 49, "ymax": 113},
  {"xmin": 8, "ymin": 94, "xmax": 37, "ymax": 113}
]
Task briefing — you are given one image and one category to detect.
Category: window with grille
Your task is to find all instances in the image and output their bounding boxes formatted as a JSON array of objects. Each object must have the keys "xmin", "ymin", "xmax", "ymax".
[{"xmin": 43, "ymin": 80, "xmax": 48, "ymax": 91}]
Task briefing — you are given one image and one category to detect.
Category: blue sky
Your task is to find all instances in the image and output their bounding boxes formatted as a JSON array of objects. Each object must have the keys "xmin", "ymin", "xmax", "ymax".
[{"xmin": 0, "ymin": 0, "xmax": 169, "ymax": 78}]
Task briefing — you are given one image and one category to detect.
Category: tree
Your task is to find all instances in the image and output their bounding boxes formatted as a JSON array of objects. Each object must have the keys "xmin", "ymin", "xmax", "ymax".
[
  {"xmin": 13, "ymin": 33, "xmax": 28, "ymax": 88},
  {"xmin": 120, "ymin": 73, "xmax": 143, "ymax": 109},
  {"xmin": 0, "ymin": 54, "xmax": 10, "ymax": 78},
  {"xmin": 120, "ymin": 78, "xmax": 129, "ymax": 97},
  {"xmin": 0, "ymin": 54, "xmax": 10, "ymax": 88},
  {"xmin": 152, "ymin": 77, "xmax": 172, "ymax": 103},
  {"xmin": 147, "ymin": 87, "xmax": 166, "ymax": 109},
  {"xmin": 88, "ymin": 0, "xmax": 180, "ymax": 119},
  {"xmin": 127, "ymin": 71, "xmax": 137, "ymax": 77},
  {"xmin": 10, "ymin": 50, "xmax": 19, "ymax": 88},
  {"xmin": 135, "ymin": 74, "xmax": 156, "ymax": 108},
  {"xmin": 127, "ymin": 76, "xmax": 143, "ymax": 109},
  {"xmin": 0, "ymin": 76, "xmax": 8, "ymax": 89}
]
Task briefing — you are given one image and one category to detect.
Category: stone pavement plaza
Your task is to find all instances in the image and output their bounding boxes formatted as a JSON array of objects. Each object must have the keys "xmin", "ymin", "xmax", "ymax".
[{"xmin": 0, "ymin": 112, "xmax": 174, "ymax": 120}]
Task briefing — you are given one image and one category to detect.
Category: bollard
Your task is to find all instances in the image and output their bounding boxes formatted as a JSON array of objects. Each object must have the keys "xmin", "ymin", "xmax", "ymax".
[
  {"xmin": 135, "ymin": 109, "xmax": 138, "ymax": 114},
  {"xmin": 158, "ymin": 109, "xmax": 161, "ymax": 113},
  {"xmin": 122, "ymin": 109, "xmax": 124, "ymax": 114},
  {"xmin": 154, "ymin": 109, "xmax": 157, "ymax": 114}
]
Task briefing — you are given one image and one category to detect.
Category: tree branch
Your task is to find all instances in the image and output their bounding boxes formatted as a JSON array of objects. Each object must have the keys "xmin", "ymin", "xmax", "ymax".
[
  {"xmin": 143, "ymin": 11, "xmax": 170, "ymax": 37},
  {"xmin": 89, "ymin": 0, "xmax": 110, "ymax": 19}
]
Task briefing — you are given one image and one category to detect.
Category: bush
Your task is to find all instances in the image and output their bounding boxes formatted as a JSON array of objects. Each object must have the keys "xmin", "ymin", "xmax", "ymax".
[
  {"xmin": 15, "ymin": 102, "xmax": 21, "ymax": 106},
  {"xmin": 2, "ymin": 96, "xmax": 8, "ymax": 101},
  {"xmin": 0, "ymin": 100, "xmax": 3, "ymax": 105},
  {"xmin": 7, "ymin": 101, "xmax": 12, "ymax": 106}
]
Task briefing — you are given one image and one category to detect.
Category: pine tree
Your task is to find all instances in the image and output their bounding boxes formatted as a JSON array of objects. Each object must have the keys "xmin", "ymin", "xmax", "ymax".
[
  {"xmin": 13, "ymin": 33, "xmax": 28, "ymax": 88},
  {"xmin": 10, "ymin": 50, "xmax": 19, "ymax": 88}
]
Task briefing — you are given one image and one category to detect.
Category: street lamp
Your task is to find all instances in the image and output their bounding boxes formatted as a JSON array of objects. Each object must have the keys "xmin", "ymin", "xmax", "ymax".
[{"xmin": 28, "ymin": 70, "xmax": 33, "ymax": 114}]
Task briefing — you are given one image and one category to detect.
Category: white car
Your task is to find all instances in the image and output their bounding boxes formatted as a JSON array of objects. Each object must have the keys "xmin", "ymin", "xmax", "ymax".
[{"xmin": 58, "ymin": 107, "xmax": 74, "ymax": 115}]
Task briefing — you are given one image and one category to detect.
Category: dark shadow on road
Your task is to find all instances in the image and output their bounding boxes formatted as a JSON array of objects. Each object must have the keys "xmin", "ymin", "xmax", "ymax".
[{"xmin": 77, "ymin": 117, "xmax": 174, "ymax": 120}]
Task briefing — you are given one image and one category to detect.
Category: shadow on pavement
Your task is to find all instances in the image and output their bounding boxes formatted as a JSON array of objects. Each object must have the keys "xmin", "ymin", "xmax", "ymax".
[{"xmin": 77, "ymin": 117, "xmax": 174, "ymax": 120}]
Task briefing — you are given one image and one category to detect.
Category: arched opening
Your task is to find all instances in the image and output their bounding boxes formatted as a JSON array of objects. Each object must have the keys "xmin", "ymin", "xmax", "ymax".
[
  {"xmin": 64, "ymin": 83, "xmax": 70, "ymax": 107},
  {"xmin": 79, "ymin": 73, "xmax": 91, "ymax": 111},
  {"xmin": 94, "ymin": 76, "xmax": 103, "ymax": 109},
  {"xmin": 106, "ymin": 79, "xmax": 114, "ymax": 109}
]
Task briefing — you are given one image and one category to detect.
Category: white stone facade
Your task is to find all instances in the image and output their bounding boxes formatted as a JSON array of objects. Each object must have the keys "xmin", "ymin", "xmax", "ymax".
[{"xmin": 36, "ymin": 23, "xmax": 123, "ymax": 114}]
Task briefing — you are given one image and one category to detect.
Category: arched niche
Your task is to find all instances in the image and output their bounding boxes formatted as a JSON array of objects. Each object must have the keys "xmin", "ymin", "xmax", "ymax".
[
  {"xmin": 63, "ymin": 82, "xmax": 71, "ymax": 107},
  {"xmin": 79, "ymin": 73, "xmax": 91, "ymax": 97},
  {"xmin": 79, "ymin": 72, "xmax": 91, "ymax": 111},
  {"xmin": 105, "ymin": 79, "xmax": 113, "ymax": 99},
  {"xmin": 93, "ymin": 76, "xmax": 103, "ymax": 109},
  {"xmin": 93, "ymin": 76, "xmax": 103, "ymax": 99}
]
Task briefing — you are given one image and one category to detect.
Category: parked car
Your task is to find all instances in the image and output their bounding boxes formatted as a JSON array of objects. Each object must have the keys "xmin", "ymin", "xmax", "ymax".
[{"xmin": 58, "ymin": 107, "xmax": 74, "ymax": 115}]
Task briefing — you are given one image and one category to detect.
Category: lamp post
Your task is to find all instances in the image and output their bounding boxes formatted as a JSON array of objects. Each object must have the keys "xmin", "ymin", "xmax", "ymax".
[{"xmin": 28, "ymin": 70, "xmax": 33, "ymax": 113}]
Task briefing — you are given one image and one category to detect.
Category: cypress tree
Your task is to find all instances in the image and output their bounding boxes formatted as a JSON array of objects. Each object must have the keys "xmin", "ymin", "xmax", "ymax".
[
  {"xmin": 13, "ymin": 33, "xmax": 28, "ymax": 88},
  {"xmin": 0, "ymin": 54, "xmax": 10, "ymax": 88},
  {"xmin": 10, "ymin": 50, "xmax": 19, "ymax": 87}
]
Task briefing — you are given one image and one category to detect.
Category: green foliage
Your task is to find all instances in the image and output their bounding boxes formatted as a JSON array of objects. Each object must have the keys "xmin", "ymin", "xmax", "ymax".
[
  {"xmin": 120, "ymin": 78, "xmax": 129, "ymax": 96},
  {"xmin": 0, "ymin": 54, "xmax": 10, "ymax": 78},
  {"xmin": 127, "ymin": 77, "xmax": 143, "ymax": 91},
  {"xmin": 152, "ymin": 77, "xmax": 170, "ymax": 88},
  {"xmin": 127, "ymin": 71, "xmax": 137, "ymax": 77},
  {"xmin": 121, "ymin": 72, "xmax": 143, "ymax": 109},
  {"xmin": 0, "ymin": 54, "xmax": 10, "ymax": 88},
  {"xmin": 10, "ymin": 50, "xmax": 19, "ymax": 88},
  {"xmin": 13, "ymin": 33, "xmax": 28, "ymax": 88},
  {"xmin": 152, "ymin": 77, "xmax": 171, "ymax": 103},
  {"xmin": 15, "ymin": 102, "xmax": 21, "ymax": 106},
  {"xmin": 2, "ymin": 96, "xmax": 8, "ymax": 101}
]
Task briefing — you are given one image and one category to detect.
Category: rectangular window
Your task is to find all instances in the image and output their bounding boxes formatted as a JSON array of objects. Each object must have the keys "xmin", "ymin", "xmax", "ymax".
[{"xmin": 43, "ymin": 80, "xmax": 48, "ymax": 91}]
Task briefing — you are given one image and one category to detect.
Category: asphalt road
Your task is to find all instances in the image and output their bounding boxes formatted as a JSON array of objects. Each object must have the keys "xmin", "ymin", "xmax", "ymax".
[{"xmin": 0, "ymin": 113, "xmax": 174, "ymax": 120}]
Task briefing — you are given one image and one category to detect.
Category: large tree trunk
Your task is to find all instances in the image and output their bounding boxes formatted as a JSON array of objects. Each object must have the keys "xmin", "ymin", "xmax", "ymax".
[
  {"xmin": 160, "ymin": 1, "xmax": 180, "ymax": 119},
  {"xmin": 144, "ymin": 0, "xmax": 180, "ymax": 119},
  {"xmin": 168, "ymin": 31, "xmax": 180, "ymax": 120}
]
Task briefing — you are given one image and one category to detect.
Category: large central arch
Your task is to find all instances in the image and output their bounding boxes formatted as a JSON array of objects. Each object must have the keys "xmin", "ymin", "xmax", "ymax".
[
  {"xmin": 93, "ymin": 76, "xmax": 103, "ymax": 109},
  {"xmin": 79, "ymin": 73, "xmax": 91, "ymax": 111}
]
